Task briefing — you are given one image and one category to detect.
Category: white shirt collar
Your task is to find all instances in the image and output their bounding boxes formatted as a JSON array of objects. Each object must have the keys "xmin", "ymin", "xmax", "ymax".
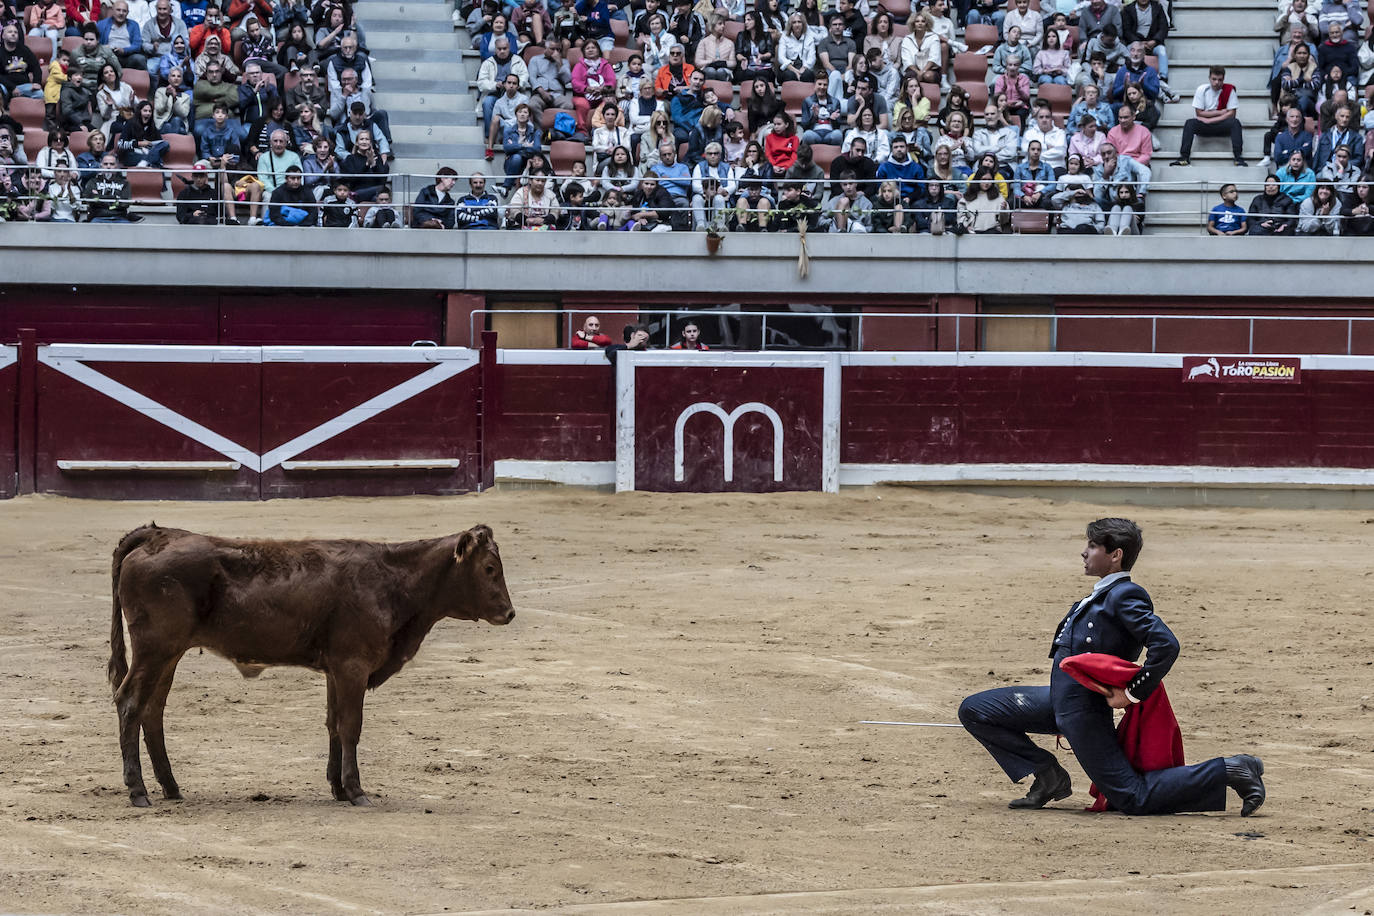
[{"xmin": 1090, "ymin": 570, "xmax": 1131, "ymax": 595}]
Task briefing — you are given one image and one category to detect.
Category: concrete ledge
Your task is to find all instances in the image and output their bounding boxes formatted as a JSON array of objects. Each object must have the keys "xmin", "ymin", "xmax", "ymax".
[{"xmin": 5, "ymin": 225, "xmax": 1373, "ymax": 297}]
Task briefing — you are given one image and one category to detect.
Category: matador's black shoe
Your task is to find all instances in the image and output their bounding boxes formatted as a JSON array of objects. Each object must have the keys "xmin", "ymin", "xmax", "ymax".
[
  {"xmin": 1225, "ymin": 755, "xmax": 1266, "ymax": 816},
  {"xmin": 1008, "ymin": 761, "xmax": 1073, "ymax": 809}
]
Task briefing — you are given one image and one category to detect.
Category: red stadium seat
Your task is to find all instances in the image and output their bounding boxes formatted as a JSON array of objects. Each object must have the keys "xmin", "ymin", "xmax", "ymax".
[
  {"xmin": 26, "ymin": 35, "xmax": 52, "ymax": 66},
  {"xmin": 1011, "ymin": 209, "xmax": 1050, "ymax": 233},
  {"xmin": 957, "ymin": 80, "xmax": 988, "ymax": 112},
  {"xmin": 722, "ymin": 20, "xmax": 744, "ymax": 42},
  {"xmin": 780, "ymin": 80, "xmax": 811, "ymax": 115},
  {"xmin": 124, "ymin": 68, "xmax": 151, "ymax": 100},
  {"xmin": 550, "ymin": 139, "xmax": 588, "ymax": 172},
  {"xmin": 809, "ymin": 142, "xmax": 841, "ymax": 172},
  {"xmin": 952, "ymin": 51, "xmax": 988, "ymax": 85},
  {"xmin": 164, "ymin": 132, "xmax": 197, "ymax": 165},
  {"xmin": 522, "ymin": 45, "xmax": 544, "ymax": 63},
  {"xmin": 704, "ymin": 79, "xmax": 735, "ymax": 104},
  {"xmin": 610, "ymin": 17, "xmax": 629, "ymax": 45},
  {"xmin": 10, "ymin": 97, "xmax": 46, "ymax": 132},
  {"xmin": 963, "ymin": 23, "xmax": 998, "ymax": 51},
  {"xmin": 540, "ymin": 107, "xmax": 576, "ymax": 132},
  {"xmin": 1037, "ymin": 82, "xmax": 1073, "ymax": 120},
  {"xmin": 67, "ymin": 129, "xmax": 92, "ymax": 154},
  {"xmin": 127, "ymin": 168, "xmax": 167, "ymax": 204},
  {"xmin": 607, "ymin": 46, "xmax": 634, "ymax": 67},
  {"xmin": 60, "ymin": 35, "xmax": 83, "ymax": 54}
]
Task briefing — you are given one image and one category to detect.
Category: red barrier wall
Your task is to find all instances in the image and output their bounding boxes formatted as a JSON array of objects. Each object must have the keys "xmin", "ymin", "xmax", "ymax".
[
  {"xmin": 839, "ymin": 362, "xmax": 1365, "ymax": 468},
  {"xmin": 493, "ymin": 361, "xmax": 616, "ymax": 462},
  {"xmin": 0, "ymin": 289, "xmax": 443, "ymax": 346},
  {"xmin": 0, "ymin": 348, "xmax": 16, "ymax": 498}
]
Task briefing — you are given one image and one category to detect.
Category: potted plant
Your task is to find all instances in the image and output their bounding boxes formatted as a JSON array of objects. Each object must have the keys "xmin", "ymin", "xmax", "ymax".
[{"xmin": 704, "ymin": 214, "xmax": 727, "ymax": 254}]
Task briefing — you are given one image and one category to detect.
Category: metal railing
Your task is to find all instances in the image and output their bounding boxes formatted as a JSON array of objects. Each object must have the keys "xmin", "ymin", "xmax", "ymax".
[
  {"xmin": 471, "ymin": 308, "xmax": 1374, "ymax": 355},
  {"xmin": 7, "ymin": 163, "xmax": 1366, "ymax": 231}
]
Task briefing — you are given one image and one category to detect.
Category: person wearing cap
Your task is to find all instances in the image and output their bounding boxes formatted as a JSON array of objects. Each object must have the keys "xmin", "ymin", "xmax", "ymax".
[
  {"xmin": 265, "ymin": 163, "xmax": 316, "ymax": 224},
  {"xmin": 958, "ymin": 517, "xmax": 1268, "ymax": 817},
  {"xmin": 176, "ymin": 158, "xmax": 221, "ymax": 223},
  {"xmin": 334, "ymin": 101, "xmax": 391, "ymax": 161}
]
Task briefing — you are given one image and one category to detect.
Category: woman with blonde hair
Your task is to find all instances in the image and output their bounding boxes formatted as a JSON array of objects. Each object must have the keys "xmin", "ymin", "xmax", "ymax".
[
  {"xmin": 639, "ymin": 109, "xmax": 673, "ymax": 168},
  {"xmin": 899, "ymin": 12, "xmax": 941, "ymax": 84}
]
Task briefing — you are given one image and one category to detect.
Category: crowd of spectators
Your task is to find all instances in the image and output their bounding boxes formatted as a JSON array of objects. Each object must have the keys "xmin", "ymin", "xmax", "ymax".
[
  {"xmin": 3, "ymin": 0, "xmax": 1373, "ymax": 232},
  {"xmin": 461, "ymin": 0, "xmax": 1189, "ymax": 233},
  {"xmin": 0, "ymin": 0, "xmax": 395, "ymax": 222}
]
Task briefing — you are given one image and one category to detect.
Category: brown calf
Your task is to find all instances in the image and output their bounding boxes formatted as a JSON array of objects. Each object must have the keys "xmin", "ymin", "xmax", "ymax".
[{"xmin": 109, "ymin": 523, "xmax": 514, "ymax": 808}]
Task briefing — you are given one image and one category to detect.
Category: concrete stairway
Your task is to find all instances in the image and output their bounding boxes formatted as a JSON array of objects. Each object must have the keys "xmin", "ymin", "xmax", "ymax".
[
  {"xmin": 352, "ymin": 0, "xmax": 488, "ymax": 199},
  {"xmin": 1144, "ymin": 0, "xmax": 1276, "ymax": 233}
]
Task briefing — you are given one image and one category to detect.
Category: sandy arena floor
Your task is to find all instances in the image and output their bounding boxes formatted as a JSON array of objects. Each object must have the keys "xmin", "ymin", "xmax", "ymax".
[{"xmin": 1, "ymin": 489, "xmax": 1372, "ymax": 915}]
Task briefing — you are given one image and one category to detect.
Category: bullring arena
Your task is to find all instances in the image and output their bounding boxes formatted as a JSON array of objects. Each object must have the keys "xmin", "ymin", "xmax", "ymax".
[{"xmin": 2, "ymin": 487, "xmax": 1373, "ymax": 914}]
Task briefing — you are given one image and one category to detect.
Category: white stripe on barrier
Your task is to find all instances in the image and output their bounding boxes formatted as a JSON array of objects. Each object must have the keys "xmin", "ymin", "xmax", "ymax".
[
  {"xmin": 257, "ymin": 358, "xmax": 476, "ymax": 472},
  {"xmin": 486, "ymin": 459, "xmax": 1374, "ymax": 489},
  {"xmin": 0, "ymin": 345, "xmax": 15, "ymax": 371},
  {"xmin": 42, "ymin": 344, "xmax": 260, "ymax": 363},
  {"xmin": 42, "ymin": 356, "xmax": 263, "ymax": 470},
  {"xmin": 57, "ymin": 460, "xmax": 243, "ymax": 472},
  {"xmin": 498, "ymin": 350, "xmax": 610, "ymax": 365},
  {"xmin": 279, "ymin": 459, "xmax": 463, "ymax": 471},
  {"xmin": 493, "ymin": 459, "xmax": 616, "ymax": 486},
  {"xmin": 836, "ymin": 463, "xmax": 1374, "ymax": 488}
]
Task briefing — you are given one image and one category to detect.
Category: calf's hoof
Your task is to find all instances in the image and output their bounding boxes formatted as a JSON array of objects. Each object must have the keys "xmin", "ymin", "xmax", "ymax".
[
  {"xmin": 349, "ymin": 794, "xmax": 372, "ymax": 807},
  {"xmin": 163, "ymin": 787, "xmax": 182, "ymax": 801},
  {"xmin": 331, "ymin": 785, "xmax": 349, "ymax": 802},
  {"xmin": 130, "ymin": 792, "xmax": 151, "ymax": 808}
]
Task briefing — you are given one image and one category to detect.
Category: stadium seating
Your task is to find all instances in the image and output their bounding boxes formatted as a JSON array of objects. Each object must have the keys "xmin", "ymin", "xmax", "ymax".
[{"xmin": 0, "ymin": 0, "xmax": 1351, "ymax": 236}]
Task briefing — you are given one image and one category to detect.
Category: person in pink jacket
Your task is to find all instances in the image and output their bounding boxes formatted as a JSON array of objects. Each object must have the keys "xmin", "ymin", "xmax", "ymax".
[
  {"xmin": 570, "ymin": 39, "xmax": 616, "ymax": 131},
  {"xmin": 1105, "ymin": 103, "xmax": 1153, "ymax": 163}
]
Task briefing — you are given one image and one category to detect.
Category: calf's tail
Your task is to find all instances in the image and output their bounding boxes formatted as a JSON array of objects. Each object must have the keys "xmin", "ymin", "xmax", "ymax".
[{"xmin": 109, "ymin": 524, "xmax": 160, "ymax": 695}]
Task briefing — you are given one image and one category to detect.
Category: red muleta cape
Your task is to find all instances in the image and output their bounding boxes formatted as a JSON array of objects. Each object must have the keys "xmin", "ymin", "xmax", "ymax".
[{"xmin": 1058, "ymin": 652, "xmax": 1186, "ymax": 812}]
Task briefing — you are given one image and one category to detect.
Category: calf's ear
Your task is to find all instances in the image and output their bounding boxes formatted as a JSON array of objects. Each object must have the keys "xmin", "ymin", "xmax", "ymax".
[{"xmin": 454, "ymin": 530, "xmax": 477, "ymax": 561}]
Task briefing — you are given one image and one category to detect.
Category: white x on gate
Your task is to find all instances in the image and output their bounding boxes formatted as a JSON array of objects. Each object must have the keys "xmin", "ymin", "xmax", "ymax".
[{"xmin": 38, "ymin": 345, "xmax": 480, "ymax": 474}]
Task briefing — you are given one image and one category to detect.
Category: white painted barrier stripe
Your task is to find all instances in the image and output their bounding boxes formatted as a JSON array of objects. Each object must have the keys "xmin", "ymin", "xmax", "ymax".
[
  {"xmin": 837, "ymin": 463, "xmax": 1374, "ymax": 488},
  {"xmin": 490, "ymin": 460, "xmax": 1374, "ymax": 489},
  {"xmin": 494, "ymin": 459, "xmax": 615, "ymax": 486},
  {"xmin": 495, "ymin": 350, "xmax": 1374, "ymax": 372},
  {"xmin": 42, "ymin": 357, "xmax": 262, "ymax": 470},
  {"xmin": 279, "ymin": 459, "xmax": 462, "ymax": 470},
  {"xmin": 257, "ymin": 359, "xmax": 474, "ymax": 472},
  {"xmin": 57, "ymin": 460, "xmax": 242, "ymax": 472},
  {"xmin": 43, "ymin": 344, "xmax": 259, "ymax": 363},
  {"xmin": 0, "ymin": 345, "xmax": 16, "ymax": 371},
  {"xmin": 498, "ymin": 350, "xmax": 609, "ymax": 365}
]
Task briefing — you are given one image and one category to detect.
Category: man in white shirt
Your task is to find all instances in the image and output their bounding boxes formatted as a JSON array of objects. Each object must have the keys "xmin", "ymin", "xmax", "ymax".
[
  {"xmin": 1171, "ymin": 65, "xmax": 1248, "ymax": 167},
  {"xmin": 1019, "ymin": 103, "xmax": 1067, "ymax": 169}
]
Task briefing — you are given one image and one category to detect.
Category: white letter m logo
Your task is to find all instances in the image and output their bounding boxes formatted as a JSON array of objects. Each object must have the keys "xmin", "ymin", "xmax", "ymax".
[{"xmin": 673, "ymin": 402, "xmax": 784, "ymax": 483}]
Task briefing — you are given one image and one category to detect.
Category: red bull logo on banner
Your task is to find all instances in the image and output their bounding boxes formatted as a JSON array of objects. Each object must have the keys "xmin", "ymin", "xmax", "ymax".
[{"xmin": 1182, "ymin": 356, "xmax": 1301, "ymax": 384}]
